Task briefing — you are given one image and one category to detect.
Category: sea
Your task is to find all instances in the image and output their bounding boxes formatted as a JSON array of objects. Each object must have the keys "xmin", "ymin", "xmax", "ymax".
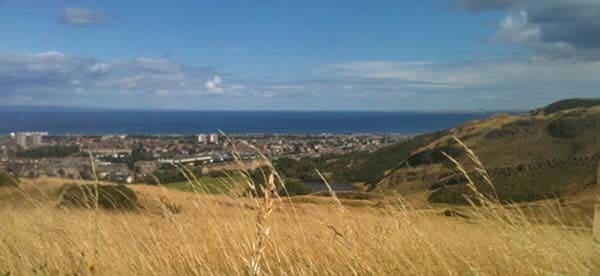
[{"xmin": 0, "ymin": 110, "xmax": 498, "ymax": 135}]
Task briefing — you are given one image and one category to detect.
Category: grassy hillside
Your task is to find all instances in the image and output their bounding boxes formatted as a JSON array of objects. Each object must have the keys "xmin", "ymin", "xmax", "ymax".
[
  {"xmin": 0, "ymin": 177, "xmax": 594, "ymax": 275},
  {"xmin": 372, "ymin": 99, "xmax": 600, "ymax": 204},
  {"xmin": 304, "ymin": 129, "xmax": 450, "ymax": 187},
  {"xmin": 542, "ymin": 98, "xmax": 600, "ymax": 115}
]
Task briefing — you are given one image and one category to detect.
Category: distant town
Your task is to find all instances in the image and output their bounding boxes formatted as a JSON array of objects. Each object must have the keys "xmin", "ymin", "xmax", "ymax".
[{"xmin": 0, "ymin": 131, "xmax": 413, "ymax": 183}]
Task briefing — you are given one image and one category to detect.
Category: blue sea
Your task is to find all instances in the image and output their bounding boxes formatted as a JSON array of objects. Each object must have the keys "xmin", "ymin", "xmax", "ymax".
[{"xmin": 0, "ymin": 110, "xmax": 498, "ymax": 135}]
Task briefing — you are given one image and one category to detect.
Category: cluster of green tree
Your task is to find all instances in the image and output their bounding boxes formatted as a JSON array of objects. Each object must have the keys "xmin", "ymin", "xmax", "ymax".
[
  {"xmin": 272, "ymin": 157, "xmax": 322, "ymax": 181},
  {"xmin": 276, "ymin": 130, "xmax": 450, "ymax": 189},
  {"xmin": 128, "ymin": 146, "xmax": 154, "ymax": 169},
  {"xmin": 0, "ymin": 172, "xmax": 18, "ymax": 187},
  {"xmin": 16, "ymin": 146, "xmax": 80, "ymax": 158},
  {"xmin": 543, "ymin": 98, "xmax": 600, "ymax": 115},
  {"xmin": 337, "ymin": 130, "xmax": 450, "ymax": 187},
  {"xmin": 247, "ymin": 166, "xmax": 312, "ymax": 197}
]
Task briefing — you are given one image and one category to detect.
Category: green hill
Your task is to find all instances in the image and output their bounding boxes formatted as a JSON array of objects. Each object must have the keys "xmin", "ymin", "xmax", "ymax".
[
  {"xmin": 542, "ymin": 98, "xmax": 600, "ymax": 115},
  {"xmin": 314, "ymin": 98, "xmax": 600, "ymax": 204},
  {"xmin": 299, "ymin": 129, "xmax": 450, "ymax": 187}
]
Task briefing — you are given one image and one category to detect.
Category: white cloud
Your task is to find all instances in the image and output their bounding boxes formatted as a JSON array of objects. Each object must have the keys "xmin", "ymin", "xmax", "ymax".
[
  {"xmin": 205, "ymin": 75, "xmax": 224, "ymax": 95},
  {"xmin": 89, "ymin": 63, "xmax": 110, "ymax": 73},
  {"xmin": 58, "ymin": 7, "xmax": 106, "ymax": 27},
  {"xmin": 493, "ymin": 11, "xmax": 540, "ymax": 45}
]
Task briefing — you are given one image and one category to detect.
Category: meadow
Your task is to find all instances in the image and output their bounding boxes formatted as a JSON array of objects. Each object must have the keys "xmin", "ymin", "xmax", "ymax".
[
  {"xmin": 0, "ymin": 177, "xmax": 595, "ymax": 275},
  {"xmin": 0, "ymin": 140, "xmax": 598, "ymax": 275}
]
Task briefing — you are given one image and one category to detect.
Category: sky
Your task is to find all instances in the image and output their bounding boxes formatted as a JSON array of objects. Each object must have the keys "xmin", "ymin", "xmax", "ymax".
[{"xmin": 0, "ymin": 0, "xmax": 599, "ymax": 111}]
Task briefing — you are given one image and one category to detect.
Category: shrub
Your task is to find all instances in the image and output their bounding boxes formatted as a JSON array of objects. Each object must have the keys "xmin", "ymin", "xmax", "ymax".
[
  {"xmin": 282, "ymin": 178, "xmax": 312, "ymax": 196},
  {"xmin": 273, "ymin": 158, "xmax": 316, "ymax": 181},
  {"xmin": 59, "ymin": 184, "xmax": 139, "ymax": 210},
  {"xmin": 245, "ymin": 168, "xmax": 312, "ymax": 197},
  {"xmin": 0, "ymin": 172, "xmax": 19, "ymax": 187}
]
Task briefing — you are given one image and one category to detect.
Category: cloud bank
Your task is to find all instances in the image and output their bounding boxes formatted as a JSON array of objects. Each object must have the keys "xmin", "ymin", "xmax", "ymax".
[
  {"xmin": 461, "ymin": 0, "xmax": 600, "ymax": 60},
  {"xmin": 2, "ymin": 49, "xmax": 600, "ymax": 110}
]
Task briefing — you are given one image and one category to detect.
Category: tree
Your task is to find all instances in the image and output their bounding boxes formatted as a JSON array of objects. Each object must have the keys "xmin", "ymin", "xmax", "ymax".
[
  {"xmin": 282, "ymin": 178, "xmax": 312, "ymax": 196},
  {"xmin": 246, "ymin": 167, "xmax": 312, "ymax": 197},
  {"xmin": 16, "ymin": 146, "xmax": 79, "ymax": 159}
]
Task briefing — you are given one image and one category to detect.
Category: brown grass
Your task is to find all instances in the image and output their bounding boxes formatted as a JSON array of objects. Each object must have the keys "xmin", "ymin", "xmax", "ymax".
[
  {"xmin": 0, "ymin": 142, "xmax": 596, "ymax": 275},
  {"xmin": 0, "ymin": 180, "xmax": 593, "ymax": 275}
]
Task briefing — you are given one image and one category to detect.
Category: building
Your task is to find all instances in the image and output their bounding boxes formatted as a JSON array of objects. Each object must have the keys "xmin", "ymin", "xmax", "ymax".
[
  {"xmin": 209, "ymin": 133, "xmax": 219, "ymax": 144},
  {"xmin": 16, "ymin": 133, "xmax": 28, "ymax": 148},
  {"xmin": 0, "ymin": 145, "xmax": 8, "ymax": 162},
  {"xmin": 31, "ymin": 133, "xmax": 43, "ymax": 146},
  {"xmin": 14, "ymin": 132, "xmax": 47, "ymax": 149},
  {"xmin": 197, "ymin": 134, "xmax": 208, "ymax": 144}
]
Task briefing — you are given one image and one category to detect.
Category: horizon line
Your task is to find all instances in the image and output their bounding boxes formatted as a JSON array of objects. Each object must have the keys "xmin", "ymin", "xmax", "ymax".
[{"xmin": 0, "ymin": 105, "xmax": 526, "ymax": 114}]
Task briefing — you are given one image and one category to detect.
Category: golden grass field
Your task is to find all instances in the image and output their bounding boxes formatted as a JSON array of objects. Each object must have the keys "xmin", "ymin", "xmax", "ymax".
[{"xmin": 0, "ymin": 174, "xmax": 596, "ymax": 276}]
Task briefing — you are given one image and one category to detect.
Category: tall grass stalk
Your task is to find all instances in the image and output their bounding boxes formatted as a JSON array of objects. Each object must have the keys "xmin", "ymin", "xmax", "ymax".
[{"xmin": 0, "ymin": 136, "xmax": 594, "ymax": 275}]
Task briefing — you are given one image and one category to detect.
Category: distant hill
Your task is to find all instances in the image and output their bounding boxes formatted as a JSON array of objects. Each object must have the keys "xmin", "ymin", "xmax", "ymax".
[
  {"xmin": 316, "ymin": 98, "xmax": 600, "ymax": 204},
  {"xmin": 540, "ymin": 98, "xmax": 600, "ymax": 115},
  {"xmin": 0, "ymin": 105, "xmax": 113, "ymax": 112}
]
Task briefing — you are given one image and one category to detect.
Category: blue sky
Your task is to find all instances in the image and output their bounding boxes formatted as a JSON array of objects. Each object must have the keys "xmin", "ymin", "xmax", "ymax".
[{"xmin": 1, "ymin": 0, "xmax": 599, "ymax": 110}]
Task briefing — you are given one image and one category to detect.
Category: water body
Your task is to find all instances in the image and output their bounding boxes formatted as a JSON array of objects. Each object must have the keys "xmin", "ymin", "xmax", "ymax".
[{"xmin": 0, "ymin": 110, "xmax": 497, "ymax": 135}]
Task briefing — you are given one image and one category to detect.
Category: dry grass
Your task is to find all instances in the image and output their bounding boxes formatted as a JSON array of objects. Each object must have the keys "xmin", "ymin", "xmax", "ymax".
[
  {"xmin": 0, "ymin": 180, "xmax": 593, "ymax": 275},
  {"xmin": 0, "ymin": 141, "xmax": 597, "ymax": 275}
]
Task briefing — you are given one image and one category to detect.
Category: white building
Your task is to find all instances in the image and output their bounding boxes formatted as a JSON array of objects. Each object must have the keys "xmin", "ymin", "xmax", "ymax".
[
  {"xmin": 209, "ymin": 133, "xmax": 219, "ymax": 144},
  {"xmin": 14, "ymin": 132, "xmax": 48, "ymax": 149},
  {"xmin": 31, "ymin": 133, "xmax": 43, "ymax": 146},
  {"xmin": 197, "ymin": 134, "xmax": 208, "ymax": 144},
  {"xmin": 16, "ymin": 133, "xmax": 27, "ymax": 148}
]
